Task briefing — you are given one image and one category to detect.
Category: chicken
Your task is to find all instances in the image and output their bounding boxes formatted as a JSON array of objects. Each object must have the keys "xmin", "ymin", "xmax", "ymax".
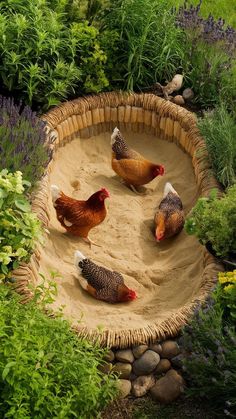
[
  {"xmin": 111, "ymin": 127, "xmax": 164, "ymax": 193},
  {"xmin": 74, "ymin": 250, "xmax": 137, "ymax": 303},
  {"xmin": 51, "ymin": 185, "xmax": 110, "ymax": 247},
  {"xmin": 154, "ymin": 182, "xmax": 184, "ymax": 241}
]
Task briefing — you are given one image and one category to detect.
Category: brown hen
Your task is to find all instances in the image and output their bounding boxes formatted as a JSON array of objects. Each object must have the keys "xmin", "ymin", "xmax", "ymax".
[
  {"xmin": 111, "ymin": 127, "xmax": 164, "ymax": 193},
  {"xmin": 51, "ymin": 185, "xmax": 109, "ymax": 247},
  {"xmin": 74, "ymin": 250, "xmax": 137, "ymax": 303},
  {"xmin": 154, "ymin": 182, "xmax": 185, "ymax": 241}
]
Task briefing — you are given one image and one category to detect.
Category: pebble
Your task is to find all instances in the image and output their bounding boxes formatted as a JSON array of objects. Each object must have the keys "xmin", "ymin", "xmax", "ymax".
[
  {"xmin": 99, "ymin": 362, "xmax": 113, "ymax": 374},
  {"xmin": 173, "ymin": 95, "xmax": 185, "ymax": 105},
  {"xmin": 132, "ymin": 344, "xmax": 148, "ymax": 359},
  {"xmin": 133, "ymin": 350, "xmax": 160, "ymax": 376},
  {"xmin": 116, "ymin": 379, "xmax": 132, "ymax": 398},
  {"xmin": 149, "ymin": 343, "xmax": 162, "ymax": 355},
  {"xmin": 132, "ymin": 375, "xmax": 155, "ymax": 397},
  {"xmin": 161, "ymin": 340, "xmax": 180, "ymax": 359},
  {"xmin": 155, "ymin": 359, "xmax": 171, "ymax": 375},
  {"xmin": 171, "ymin": 354, "xmax": 184, "ymax": 369},
  {"xmin": 182, "ymin": 88, "xmax": 194, "ymax": 101},
  {"xmin": 104, "ymin": 349, "xmax": 115, "ymax": 363},
  {"xmin": 150, "ymin": 369, "xmax": 185, "ymax": 404},
  {"xmin": 115, "ymin": 349, "xmax": 134, "ymax": 363},
  {"xmin": 113, "ymin": 362, "xmax": 132, "ymax": 379}
]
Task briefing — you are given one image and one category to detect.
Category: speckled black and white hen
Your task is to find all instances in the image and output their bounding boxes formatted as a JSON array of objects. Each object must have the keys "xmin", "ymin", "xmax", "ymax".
[{"xmin": 74, "ymin": 251, "xmax": 137, "ymax": 303}]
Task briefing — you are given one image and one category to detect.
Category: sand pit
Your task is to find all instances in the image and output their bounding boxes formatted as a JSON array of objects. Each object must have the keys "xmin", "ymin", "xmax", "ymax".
[{"xmin": 38, "ymin": 130, "xmax": 205, "ymax": 339}]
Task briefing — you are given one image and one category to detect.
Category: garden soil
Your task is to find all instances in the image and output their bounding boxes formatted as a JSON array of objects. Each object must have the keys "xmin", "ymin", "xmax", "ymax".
[{"xmin": 38, "ymin": 130, "xmax": 204, "ymax": 333}]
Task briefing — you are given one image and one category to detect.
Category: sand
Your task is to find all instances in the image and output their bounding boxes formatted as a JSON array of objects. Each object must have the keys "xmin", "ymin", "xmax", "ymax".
[{"xmin": 38, "ymin": 130, "xmax": 204, "ymax": 333}]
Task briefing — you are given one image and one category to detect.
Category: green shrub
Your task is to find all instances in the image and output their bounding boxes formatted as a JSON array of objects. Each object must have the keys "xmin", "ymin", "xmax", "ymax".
[
  {"xmin": 197, "ymin": 104, "xmax": 236, "ymax": 188},
  {"xmin": 0, "ymin": 0, "xmax": 108, "ymax": 110},
  {"xmin": 0, "ymin": 170, "xmax": 43, "ymax": 281},
  {"xmin": 180, "ymin": 272, "xmax": 236, "ymax": 416},
  {"xmin": 100, "ymin": 0, "xmax": 186, "ymax": 91},
  {"xmin": 0, "ymin": 95, "xmax": 49, "ymax": 187},
  {"xmin": 185, "ymin": 186, "xmax": 236, "ymax": 258},
  {"xmin": 0, "ymin": 279, "xmax": 116, "ymax": 418},
  {"xmin": 181, "ymin": 303, "xmax": 236, "ymax": 416}
]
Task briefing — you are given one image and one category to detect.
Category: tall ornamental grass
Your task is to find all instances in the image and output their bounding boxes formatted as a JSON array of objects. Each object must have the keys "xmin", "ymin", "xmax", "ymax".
[
  {"xmin": 197, "ymin": 104, "xmax": 236, "ymax": 188},
  {"xmin": 99, "ymin": 0, "xmax": 186, "ymax": 91}
]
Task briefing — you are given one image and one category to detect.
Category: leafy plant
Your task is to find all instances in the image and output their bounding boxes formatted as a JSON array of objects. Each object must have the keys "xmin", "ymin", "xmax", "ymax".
[
  {"xmin": 0, "ymin": 277, "xmax": 116, "ymax": 418},
  {"xmin": 0, "ymin": 1, "xmax": 109, "ymax": 110},
  {"xmin": 0, "ymin": 170, "xmax": 43, "ymax": 281},
  {"xmin": 197, "ymin": 103, "xmax": 236, "ymax": 188},
  {"xmin": 0, "ymin": 95, "xmax": 49, "ymax": 187},
  {"xmin": 175, "ymin": 1, "xmax": 236, "ymax": 110},
  {"xmin": 180, "ymin": 296, "xmax": 236, "ymax": 416},
  {"xmin": 185, "ymin": 186, "xmax": 236, "ymax": 258},
  {"xmin": 99, "ymin": 0, "xmax": 186, "ymax": 91},
  {"xmin": 216, "ymin": 270, "xmax": 236, "ymax": 323}
]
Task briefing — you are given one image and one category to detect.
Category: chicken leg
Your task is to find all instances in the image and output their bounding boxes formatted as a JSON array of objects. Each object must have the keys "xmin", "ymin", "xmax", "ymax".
[{"xmin": 83, "ymin": 237, "xmax": 102, "ymax": 248}]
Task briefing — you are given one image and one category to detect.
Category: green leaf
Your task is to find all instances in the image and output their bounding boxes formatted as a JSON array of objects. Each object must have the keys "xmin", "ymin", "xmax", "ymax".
[
  {"xmin": 14, "ymin": 198, "xmax": 31, "ymax": 212},
  {"xmin": 2, "ymin": 361, "xmax": 15, "ymax": 380},
  {"xmin": 1, "ymin": 264, "xmax": 8, "ymax": 275}
]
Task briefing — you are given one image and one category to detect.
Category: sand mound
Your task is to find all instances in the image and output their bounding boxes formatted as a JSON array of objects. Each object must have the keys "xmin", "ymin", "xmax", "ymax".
[{"xmin": 38, "ymin": 130, "xmax": 204, "ymax": 337}]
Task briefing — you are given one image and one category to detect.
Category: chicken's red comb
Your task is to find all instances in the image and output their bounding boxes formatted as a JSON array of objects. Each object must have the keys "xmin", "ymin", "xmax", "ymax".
[
  {"xmin": 129, "ymin": 289, "xmax": 137, "ymax": 300},
  {"xmin": 100, "ymin": 187, "xmax": 110, "ymax": 197}
]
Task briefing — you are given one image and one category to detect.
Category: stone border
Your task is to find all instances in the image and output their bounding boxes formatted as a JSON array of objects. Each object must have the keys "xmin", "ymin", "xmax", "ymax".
[{"xmin": 13, "ymin": 92, "xmax": 223, "ymax": 348}]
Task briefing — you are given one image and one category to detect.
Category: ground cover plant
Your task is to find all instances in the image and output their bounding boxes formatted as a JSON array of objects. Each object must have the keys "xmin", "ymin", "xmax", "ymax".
[
  {"xmin": 0, "ymin": 278, "xmax": 116, "ymax": 418},
  {"xmin": 185, "ymin": 185, "xmax": 236, "ymax": 258},
  {"xmin": 0, "ymin": 95, "xmax": 49, "ymax": 187},
  {"xmin": 180, "ymin": 271, "xmax": 236, "ymax": 417},
  {"xmin": 197, "ymin": 103, "xmax": 236, "ymax": 188},
  {"xmin": 0, "ymin": 170, "xmax": 43, "ymax": 281},
  {"xmin": 0, "ymin": 0, "xmax": 109, "ymax": 110}
]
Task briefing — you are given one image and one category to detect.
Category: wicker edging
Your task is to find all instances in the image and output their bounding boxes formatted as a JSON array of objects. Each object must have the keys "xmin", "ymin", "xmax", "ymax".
[{"xmin": 13, "ymin": 92, "xmax": 223, "ymax": 348}]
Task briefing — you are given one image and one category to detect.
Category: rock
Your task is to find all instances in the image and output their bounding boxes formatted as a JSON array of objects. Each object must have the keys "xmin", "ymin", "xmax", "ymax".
[
  {"xmin": 115, "ymin": 349, "xmax": 134, "ymax": 363},
  {"xmin": 182, "ymin": 88, "xmax": 194, "ymax": 101},
  {"xmin": 98, "ymin": 362, "xmax": 113, "ymax": 374},
  {"xmin": 161, "ymin": 340, "xmax": 180, "ymax": 359},
  {"xmin": 150, "ymin": 369, "xmax": 185, "ymax": 404},
  {"xmin": 104, "ymin": 349, "xmax": 115, "ymax": 363},
  {"xmin": 113, "ymin": 362, "xmax": 132, "ymax": 379},
  {"xmin": 173, "ymin": 95, "xmax": 185, "ymax": 105},
  {"xmin": 149, "ymin": 343, "xmax": 162, "ymax": 355},
  {"xmin": 132, "ymin": 375, "xmax": 156, "ymax": 397},
  {"xmin": 155, "ymin": 359, "xmax": 171, "ymax": 375},
  {"xmin": 116, "ymin": 379, "xmax": 132, "ymax": 398},
  {"xmin": 133, "ymin": 350, "xmax": 160, "ymax": 376},
  {"xmin": 129, "ymin": 372, "xmax": 138, "ymax": 381},
  {"xmin": 132, "ymin": 344, "xmax": 148, "ymax": 359}
]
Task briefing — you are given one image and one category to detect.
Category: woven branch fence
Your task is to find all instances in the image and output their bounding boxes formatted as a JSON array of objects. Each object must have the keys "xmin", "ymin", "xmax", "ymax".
[{"xmin": 13, "ymin": 92, "xmax": 223, "ymax": 348}]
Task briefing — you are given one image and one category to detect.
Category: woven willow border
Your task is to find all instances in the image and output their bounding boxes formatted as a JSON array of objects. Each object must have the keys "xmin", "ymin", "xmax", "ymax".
[{"xmin": 13, "ymin": 92, "xmax": 223, "ymax": 348}]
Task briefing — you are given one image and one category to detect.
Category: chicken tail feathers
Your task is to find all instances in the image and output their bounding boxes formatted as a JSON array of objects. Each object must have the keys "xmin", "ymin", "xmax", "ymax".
[
  {"xmin": 164, "ymin": 182, "xmax": 178, "ymax": 197},
  {"xmin": 74, "ymin": 250, "xmax": 86, "ymax": 274},
  {"xmin": 51, "ymin": 184, "xmax": 61, "ymax": 205},
  {"xmin": 111, "ymin": 127, "xmax": 120, "ymax": 145}
]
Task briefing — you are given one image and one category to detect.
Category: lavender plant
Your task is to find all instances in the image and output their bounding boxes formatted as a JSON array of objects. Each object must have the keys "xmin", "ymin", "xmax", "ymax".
[
  {"xmin": 0, "ymin": 96, "xmax": 49, "ymax": 187},
  {"xmin": 181, "ymin": 297, "xmax": 236, "ymax": 416},
  {"xmin": 175, "ymin": 1, "xmax": 236, "ymax": 109}
]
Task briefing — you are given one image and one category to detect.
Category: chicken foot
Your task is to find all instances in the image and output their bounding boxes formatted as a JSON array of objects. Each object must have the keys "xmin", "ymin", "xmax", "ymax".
[
  {"xmin": 129, "ymin": 184, "xmax": 146, "ymax": 195},
  {"xmin": 83, "ymin": 237, "xmax": 102, "ymax": 248}
]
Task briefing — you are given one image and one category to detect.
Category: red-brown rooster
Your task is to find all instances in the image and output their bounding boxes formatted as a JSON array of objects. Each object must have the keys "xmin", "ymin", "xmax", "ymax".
[
  {"xmin": 154, "ymin": 182, "xmax": 185, "ymax": 241},
  {"xmin": 111, "ymin": 127, "xmax": 164, "ymax": 193},
  {"xmin": 74, "ymin": 250, "xmax": 137, "ymax": 303},
  {"xmin": 51, "ymin": 185, "xmax": 109, "ymax": 247}
]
